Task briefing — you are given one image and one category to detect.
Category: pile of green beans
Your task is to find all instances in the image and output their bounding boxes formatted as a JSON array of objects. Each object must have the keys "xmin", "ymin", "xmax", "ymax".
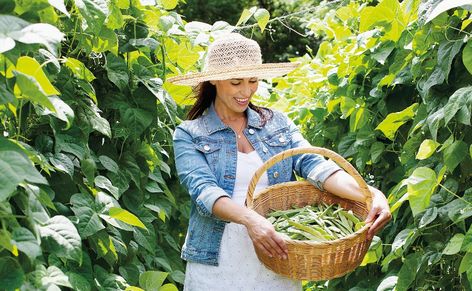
[{"xmin": 267, "ymin": 203, "xmax": 365, "ymax": 241}]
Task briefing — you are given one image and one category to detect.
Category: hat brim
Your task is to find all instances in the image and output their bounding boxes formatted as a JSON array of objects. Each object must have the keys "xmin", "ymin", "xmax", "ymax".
[{"xmin": 167, "ymin": 62, "xmax": 300, "ymax": 86}]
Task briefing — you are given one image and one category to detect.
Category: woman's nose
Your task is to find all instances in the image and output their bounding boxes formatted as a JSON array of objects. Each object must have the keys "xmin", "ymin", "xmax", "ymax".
[{"xmin": 240, "ymin": 84, "xmax": 253, "ymax": 97}]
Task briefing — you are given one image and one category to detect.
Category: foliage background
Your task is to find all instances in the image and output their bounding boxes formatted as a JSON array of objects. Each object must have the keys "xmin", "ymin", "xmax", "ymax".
[{"xmin": 0, "ymin": 0, "xmax": 472, "ymax": 290}]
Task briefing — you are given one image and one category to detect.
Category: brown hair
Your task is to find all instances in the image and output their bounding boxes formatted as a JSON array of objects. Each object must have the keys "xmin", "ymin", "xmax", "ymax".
[{"xmin": 187, "ymin": 81, "xmax": 273, "ymax": 126}]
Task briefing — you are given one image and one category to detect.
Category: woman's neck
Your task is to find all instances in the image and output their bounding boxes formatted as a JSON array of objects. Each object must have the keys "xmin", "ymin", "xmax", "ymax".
[{"xmin": 214, "ymin": 99, "xmax": 246, "ymax": 122}]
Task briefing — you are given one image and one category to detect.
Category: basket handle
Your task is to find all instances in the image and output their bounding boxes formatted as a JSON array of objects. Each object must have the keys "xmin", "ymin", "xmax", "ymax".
[{"xmin": 246, "ymin": 147, "xmax": 373, "ymax": 211}]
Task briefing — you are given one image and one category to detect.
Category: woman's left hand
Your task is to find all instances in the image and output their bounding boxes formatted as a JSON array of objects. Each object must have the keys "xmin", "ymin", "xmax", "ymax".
[{"xmin": 365, "ymin": 186, "xmax": 391, "ymax": 240}]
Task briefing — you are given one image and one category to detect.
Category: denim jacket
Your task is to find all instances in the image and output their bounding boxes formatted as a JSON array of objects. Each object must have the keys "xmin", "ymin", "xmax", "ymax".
[{"xmin": 173, "ymin": 103, "xmax": 341, "ymax": 266}]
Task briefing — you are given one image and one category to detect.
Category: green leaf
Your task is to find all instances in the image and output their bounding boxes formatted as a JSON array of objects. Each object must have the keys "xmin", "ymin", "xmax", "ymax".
[
  {"xmin": 416, "ymin": 139, "xmax": 440, "ymax": 160},
  {"xmin": 94, "ymin": 265, "xmax": 128, "ymax": 291},
  {"xmin": 126, "ymin": 287, "xmax": 145, "ymax": 291},
  {"xmin": 0, "ymin": 15, "xmax": 64, "ymax": 54},
  {"xmin": 67, "ymin": 272, "xmax": 91, "ymax": 291},
  {"xmin": 376, "ymin": 275, "xmax": 398, "ymax": 291},
  {"xmin": 122, "ymin": 108, "xmax": 153, "ymax": 138},
  {"xmin": 236, "ymin": 7, "xmax": 257, "ymax": 26},
  {"xmin": 160, "ymin": 0, "xmax": 177, "ymax": 10},
  {"xmin": 376, "ymin": 103, "xmax": 418, "ymax": 140},
  {"xmin": 74, "ymin": 0, "xmax": 109, "ymax": 33},
  {"xmin": 426, "ymin": 0, "xmax": 472, "ymax": 23},
  {"xmin": 463, "ymin": 40, "xmax": 472, "ymax": 75},
  {"xmin": 418, "ymin": 207, "xmax": 438, "ymax": 229},
  {"xmin": 443, "ymin": 140, "xmax": 468, "ymax": 172},
  {"xmin": 109, "ymin": 207, "xmax": 147, "ymax": 229},
  {"xmin": 0, "ymin": 83, "xmax": 16, "ymax": 105},
  {"xmin": 0, "ymin": 257, "xmax": 25, "ymax": 290},
  {"xmin": 95, "ymin": 175, "xmax": 120, "ymax": 199},
  {"xmin": 16, "ymin": 56, "xmax": 60, "ymax": 96},
  {"xmin": 78, "ymin": 102, "xmax": 111, "ymax": 137},
  {"xmin": 12, "ymin": 227, "xmax": 41, "ymax": 259},
  {"xmin": 406, "ymin": 167, "xmax": 438, "ymax": 217},
  {"xmin": 64, "ymin": 57, "xmax": 95, "ymax": 82},
  {"xmin": 159, "ymin": 283, "xmax": 178, "ymax": 291},
  {"xmin": 0, "ymin": 140, "xmax": 48, "ymax": 202},
  {"xmin": 49, "ymin": 153, "xmax": 74, "ymax": 177},
  {"xmin": 43, "ymin": 96, "xmax": 75, "ymax": 129},
  {"xmin": 0, "ymin": 229, "xmax": 18, "ymax": 256},
  {"xmin": 99, "ymin": 155, "xmax": 119, "ymax": 173},
  {"xmin": 38, "ymin": 266, "xmax": 72, "ymax": 289},
  {"xmin": 106, "ymin": 53, "xmax": 129, "ymax": 90},
  {"xmin": 48, "ymin": 0, "xmax": 70, "ymax": 16},
  {"xmin": 81, "ymin": 157, "xmax": 96, "ymax": 184},
  {"xmin": 71, "ymin": 193, "xmax": 106, "ymax": 238},
  {"xmin": 39, "ymin": 215, "xmax": 82, "ymax": 263},
  {"xmin": 139, "ymin": 271, "xmax": 168, "ymax": 291},
  {"xmin": 459, "ymin": 252, "xmax": 472, "ymax": 274},
  {"xmin": 254, "ymin": 8, "xmax": 270, "ymax": 32},
  {"xmin": 396, "ymin": 252, "xmax": 421, "ymax": 291},
  {"xmin": 443, "ymin": 86, "xmax": 472, "ymax": 125},
  {"xmin": 14, "ymin": 71, "xmax": 55, "ymax": 111},
  {"xmin": 442, "ymin": 233, "xmax": 465, "ymax": 255}
]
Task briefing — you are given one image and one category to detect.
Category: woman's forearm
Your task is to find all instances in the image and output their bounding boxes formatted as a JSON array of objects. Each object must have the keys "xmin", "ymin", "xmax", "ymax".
[
  {"xmin": 322, "ymin": 170, "xmax": 368, "ymax": 202},
  {"xmin": 212, "ymin": 196, "xmax": 259, "ymax": 226}
]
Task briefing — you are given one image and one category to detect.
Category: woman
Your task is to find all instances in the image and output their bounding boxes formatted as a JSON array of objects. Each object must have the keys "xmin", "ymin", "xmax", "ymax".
[{"xmin": 169, "ymin": 33, "xmax": 391, "ymax": 290}]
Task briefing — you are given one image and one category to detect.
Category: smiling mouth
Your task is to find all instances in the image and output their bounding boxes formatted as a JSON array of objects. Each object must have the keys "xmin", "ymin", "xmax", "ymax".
[{"xmin": 235, "ymin": 98, "xmax": 249, "ymax": 104}]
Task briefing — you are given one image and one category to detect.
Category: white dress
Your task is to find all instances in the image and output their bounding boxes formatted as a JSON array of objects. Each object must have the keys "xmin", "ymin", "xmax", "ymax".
[{"xmin": 184, "ymin": 151, "xmax": 301, "ymax": 291}]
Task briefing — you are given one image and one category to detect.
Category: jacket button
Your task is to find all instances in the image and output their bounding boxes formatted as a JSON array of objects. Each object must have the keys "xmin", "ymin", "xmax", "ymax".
[
  {"xmin": 279, "ymin": 137, "xmax": 285, "ymax": 143},
  {"xmin": 203, "ymin": 145, "xmax": 210, "ymax": 151},
  {"xmin": 262, "ymin": 147, "xmax": 268, "ymax": 153},
  {"xmin": 248, "ymin": 128, "xmax": 255, "ymax": 134},
  {"xmin": 273, "ymin": 171, "xmax": 279, "ymax": 178}
]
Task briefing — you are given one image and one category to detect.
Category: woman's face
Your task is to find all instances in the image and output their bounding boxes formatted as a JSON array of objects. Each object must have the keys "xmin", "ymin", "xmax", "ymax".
[{"xmin": 212, "ymin": 77, "xmax": 259, "ymax": 116}]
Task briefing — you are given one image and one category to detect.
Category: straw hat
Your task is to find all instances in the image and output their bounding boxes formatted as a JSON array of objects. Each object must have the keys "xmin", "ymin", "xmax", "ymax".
[{"xmin": 167, "ymin": 33, "xmax": 299, "ymax": 86}]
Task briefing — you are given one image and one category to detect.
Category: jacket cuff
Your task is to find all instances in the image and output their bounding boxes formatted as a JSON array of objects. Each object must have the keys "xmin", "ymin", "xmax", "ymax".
[
  {"xmin": 307, "ymin": 160, "xmax": 343, "ymax": 191},
  {"xmin": 195, "ymin": 186, "xmax": 230, "ymax": 217}
]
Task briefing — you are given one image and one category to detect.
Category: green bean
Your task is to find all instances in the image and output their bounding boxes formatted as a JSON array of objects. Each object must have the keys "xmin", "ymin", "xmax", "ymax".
[{"xmin": 267, "ymin": 203, "xmax": 364, "ymax": 241}]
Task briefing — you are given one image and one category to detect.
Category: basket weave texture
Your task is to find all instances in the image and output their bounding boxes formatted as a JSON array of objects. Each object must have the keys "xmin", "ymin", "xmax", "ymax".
[{"xmin": 246, "ymin": 147, "xmax": 373, "ymax": 281}]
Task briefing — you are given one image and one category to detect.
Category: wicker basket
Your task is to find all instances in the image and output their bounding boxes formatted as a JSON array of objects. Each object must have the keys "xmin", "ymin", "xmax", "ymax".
[{"xmin": 246, "ymin": 147, "xmax": 373, "ymax": 281}]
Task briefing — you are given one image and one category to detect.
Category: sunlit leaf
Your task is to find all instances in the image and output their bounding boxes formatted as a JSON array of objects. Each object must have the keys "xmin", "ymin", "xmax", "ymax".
[
  {"xmin": 416, "ymin": 139, "xmax": 440, "ymax": 160},
  {"xmin": 376, "ymin": 103, "xmax": 418, "ymax": 140},
  {"xmin": 254, "ymin": 8, "xmax": 270, "ymax": 32},
  {"xmin": 109, "ymin": 207, "xmax": 147, "ymax": 229}
]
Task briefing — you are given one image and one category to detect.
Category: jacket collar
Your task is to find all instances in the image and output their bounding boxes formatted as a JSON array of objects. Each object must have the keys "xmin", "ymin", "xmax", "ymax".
[{"xmin": 202, "ymin": 102, "xmax": 263, "ymax": 135}]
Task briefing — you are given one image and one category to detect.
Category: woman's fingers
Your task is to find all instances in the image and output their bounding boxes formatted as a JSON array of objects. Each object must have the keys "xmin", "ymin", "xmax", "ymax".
[
  {"xmin": 265, "ymin": 235, "xmax": 288, "ymax": 259},
  {"xmin": 367, "ymin": 210, "xmax": 392, "ymax": 239}
]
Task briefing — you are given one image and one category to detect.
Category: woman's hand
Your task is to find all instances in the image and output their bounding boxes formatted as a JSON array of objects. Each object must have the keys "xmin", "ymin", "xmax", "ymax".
[
  {"xmin": 244, "ymin": 211, "xmax": 288, "ymax": 260},
  {"xmin": 365, "ymin": 186, "xmax": 391, "ymax": 240}
]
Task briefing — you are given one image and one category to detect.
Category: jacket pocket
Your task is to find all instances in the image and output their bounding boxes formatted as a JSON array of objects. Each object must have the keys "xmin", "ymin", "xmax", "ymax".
[
  {"xmin": 193, "ymin": 137, "xmax": 223, "ymax": 172},
  {"xmin": 263, "ymin": 129, "xmax": 291, "ymax": 147}
]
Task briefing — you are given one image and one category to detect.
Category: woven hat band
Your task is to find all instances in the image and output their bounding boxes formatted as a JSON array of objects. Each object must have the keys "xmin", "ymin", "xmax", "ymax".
[{"xmin": 205, "ymin": 34, "xmax": 262, "ymax": 71}]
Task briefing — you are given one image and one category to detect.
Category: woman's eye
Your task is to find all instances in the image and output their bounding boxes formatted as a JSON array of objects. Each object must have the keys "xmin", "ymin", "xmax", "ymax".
[{"xmin": 231, "ymin": 82, "xmax": 241, "ymax": 86}]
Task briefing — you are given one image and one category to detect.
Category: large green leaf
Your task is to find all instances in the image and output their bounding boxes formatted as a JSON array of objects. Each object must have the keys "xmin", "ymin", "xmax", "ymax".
[
  {"xmin": 99, "ymin": 155, "xmax": 119, "ymax": 173},
  {"xmin": 70, "ymin": 193, "xmax": 106, "ymax": 238},
  {"xmin": 122, "ymin": 108, "xmax": 153, "ymax": 138},
  {"xmin": 78, "ymin": 102, "xmax": 111, "ymax": 137},
  {"xmin": 40, "ymin": 96, "xmax": 75, "ymax": 129},
  {"xmin": 0, "ymin": 140, "xmax": 48, "ymax": 201},
  {"xmin": 49, "ymin": 152, "xmax": 74, "ymax": 177},
  {"xmin": 396, "ymin": 252, "xmax": 422, "ymax": 291},
  {"xmin": 12, "ymin": 227, "xmax": 41, "ymax": 259},
  {"xmin": 0, "ymin": 257, "xmax": 25, "ymax": 291},
  {"xmin": 64, "ymin": 57, "xmax": 95, "ymax": 82},
  {"xmin": 109, "ymin": 207, "xmax": 147, "ymax": 229},
  {"xmin": 416, "ymin": 139, "xmax": 440, "ymax": 160},
  {"xmin": 94, "ymin": 265, "xmax": 128, "ymax": 291},
  {"xmin": 406, "ymin": 167, "xmax": 438, "ymax": 217},
  {"xmin": 0, "ymin": 83, "xmax": 16, "ymax": 104},
  {"xmin": 39, "ymin": 215, "xmax": 82, "ymax": 263},
  {"xmin": 443, "ymin": 86, "xmax": 472, "ymax": 125},
  {"xmin": 0, "ymin": 15, "xmax": 63, "ymax": 54},
  {"xmin": 16, "ymin": 56, "xmax": 60, "ymax": 96},
  {"xmin": 139, "ymin": 271, "xmax": 168, "ymax": 291},
  {"xmin": 442, "ymin": 233, "xmax": 465, "ymax": 255},
  {"xmin": 426, "ymin": 0, "xmax": 472, "ymax": 23},
  {"xmin": 106, "ymin": 53, "xmax": 129, "ymax": 90},
  {"xmin": 34, "ymin": 265, "xmax": 72, "ymax": 289},
  {"xmin": 14, "ymin": 71, "xmax": 55, "ymax": 111},
  {"xmin": 376, "ymin": 103, "xmax": 418, "ymax": 140},
  {"xmin": 95, "ymin": 175, "xmax": 119, "ymax": 199},
  {"xmin": 74, "ymin": 0, "xmax": 109, "ymax": 33},
  {"xmin": 443, "ymin": 140, "xmax": 468, "ymax": 172},
  {"xmin": 463, "ymin": 40, "xmax": 472, "ymax": 75}
]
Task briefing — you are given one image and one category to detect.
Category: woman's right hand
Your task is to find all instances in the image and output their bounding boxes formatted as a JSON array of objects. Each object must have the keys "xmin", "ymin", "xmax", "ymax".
[{"xmin": 244, "ymin": 211, "xmax": 288, "ymax": 260}]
